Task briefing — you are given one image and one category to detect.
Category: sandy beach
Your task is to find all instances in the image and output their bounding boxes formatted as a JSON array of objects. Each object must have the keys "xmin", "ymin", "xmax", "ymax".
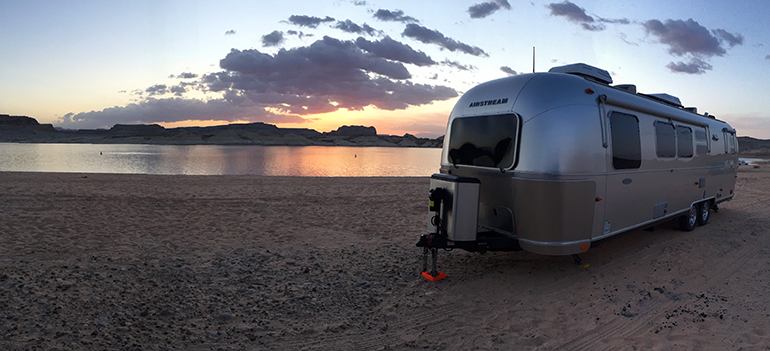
[{"xmin": 1, "ymin": 167, "xmax": 770, "ymax": 350}]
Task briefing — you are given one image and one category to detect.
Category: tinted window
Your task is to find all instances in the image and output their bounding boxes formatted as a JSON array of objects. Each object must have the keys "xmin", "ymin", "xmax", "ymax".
[
  {"xmin": 655, "ymin": 122, "xmax": 676, "ymax": 158},
  {"xmin": 447, "ymin": 114, "xmax": 519, "ymax": 168},
  {"xmin": 677, "ymin": 125, "xmax": 693, "ymax": 158},
  {"xmin": 609, "ymin": 112, "xmax": 641, "ymax": 169}
]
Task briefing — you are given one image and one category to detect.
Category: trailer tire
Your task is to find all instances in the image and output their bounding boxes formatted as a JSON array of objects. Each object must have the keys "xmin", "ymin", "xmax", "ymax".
[
  {"xmin": 678, "ymin": 205, "xmax": 698, "ymax": 231},
  {"xmin": 697, "ymin": 201, "xmax": 710, "ymax": 226}
]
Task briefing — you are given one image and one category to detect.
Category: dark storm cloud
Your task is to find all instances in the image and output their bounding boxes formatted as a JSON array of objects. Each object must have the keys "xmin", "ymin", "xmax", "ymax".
[
  {"xmin": 209, "ymin": 36, "xmax": 457, "ymax": 114},
  {"xmin": 334, "ymin": 20, "xmax": 380, "ymax": 36},
  {"xmin": 666, "ymin": 59, "xmax": 712, "ymax": 74},
  {"xmin": 441, "ymin": 59, "xmax": 475, "ymax": 71},
  {"xmin": 373, "ymin": 9, "xmax": 418, "ymax": 23},
  {"xmin": 56, "ymin": 97, "xmax": 305, "ymax": 130},
  {"xmin": 402, "ymin": 24, "xmax": 488, "ymax": 57},
  {"xmin": 500, "ymin": 66, "xmax": 517, "ymax": 75},
  {"xmin": 546, "ymin": 1, "xmax": 603, "ymax": 31},
  {"xmin": 468, "ymin": 0, "xmax": 511, "ymax": 19},
  {"xmin": 225, "ymin": 29, "xmax": 236, "ymax": 35},
  {"xmin": 355, "ymin": 36, "xmax": 435, "ymax": 66},
  {"xmin": 288, "ymin": 15, "xmax": 335, "ymax": 28},
  {"xmin": 262, "ymin": 30, "xmax": 285, "ymax": 47}
]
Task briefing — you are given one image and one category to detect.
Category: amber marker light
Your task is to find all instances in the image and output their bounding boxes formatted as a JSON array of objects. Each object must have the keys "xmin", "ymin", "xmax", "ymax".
[
  {"xmin": 580, "ymin": 245, "xmax": 589, "ymax": 250},
  {"xmin": 595, "ymin": 197, "xmax": 603, "ymax": 202},
  {"xmin": 585, "ymin": 88, "xmax": 595, "ymax": 94}
]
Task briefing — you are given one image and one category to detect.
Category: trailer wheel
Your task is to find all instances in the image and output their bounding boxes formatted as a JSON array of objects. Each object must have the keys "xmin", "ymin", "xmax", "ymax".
[
  {"xmin": 678, "ymin": 205, "xmax": 698, "ymax": 231},
  {"xmin": 697, "ymin": 201, "xmax": 710, "ymax": 226}
]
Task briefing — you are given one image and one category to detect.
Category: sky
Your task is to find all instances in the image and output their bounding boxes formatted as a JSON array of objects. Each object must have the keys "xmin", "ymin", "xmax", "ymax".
[{"xmin": 2, "ymin": 1, "xmax": 770, "ymax": 138}]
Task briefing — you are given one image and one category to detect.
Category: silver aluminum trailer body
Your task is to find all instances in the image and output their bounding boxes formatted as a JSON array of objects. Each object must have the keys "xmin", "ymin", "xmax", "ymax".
[{"xmin": 428, "ymin": 64, "xmax": 738, "ymax": 256}]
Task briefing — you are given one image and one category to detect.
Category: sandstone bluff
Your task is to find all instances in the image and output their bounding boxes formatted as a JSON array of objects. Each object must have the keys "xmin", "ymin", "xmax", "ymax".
[{"xmin": 0, "ymin": 115, "xmax": 443, "ymax": 148}]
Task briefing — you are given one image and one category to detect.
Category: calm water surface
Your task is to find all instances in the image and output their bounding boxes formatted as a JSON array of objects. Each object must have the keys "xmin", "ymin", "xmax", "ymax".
[{"xmin": 0, "ymin": 143, "xmax": 442, "ymax": 177}]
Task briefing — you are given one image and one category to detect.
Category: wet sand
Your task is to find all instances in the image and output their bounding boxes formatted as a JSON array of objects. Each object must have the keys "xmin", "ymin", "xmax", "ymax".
[{"xmin": 1, "ymin": 168, "xmax": 769, "ymax": 350}]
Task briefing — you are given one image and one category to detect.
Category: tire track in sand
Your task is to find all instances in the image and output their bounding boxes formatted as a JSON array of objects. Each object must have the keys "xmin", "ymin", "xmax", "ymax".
[{"xmin": 553, "ymin": 230, "xmax": 762, "ymax": 351}]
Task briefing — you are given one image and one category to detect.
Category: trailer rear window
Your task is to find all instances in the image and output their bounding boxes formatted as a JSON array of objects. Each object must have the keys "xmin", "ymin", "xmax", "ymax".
[
  {"xmin": 609, "ymin": 112, "xmax": 641, "ymax": 169},
  {"xmin": 447, "ymin": 114, "xmax": 519, "ymax": 168}
]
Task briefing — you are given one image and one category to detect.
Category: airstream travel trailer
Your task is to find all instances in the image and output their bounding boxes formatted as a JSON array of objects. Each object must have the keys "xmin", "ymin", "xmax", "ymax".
[{"xmin": 418, "ymin": 63, "xmax": 738, "ymax": 279}]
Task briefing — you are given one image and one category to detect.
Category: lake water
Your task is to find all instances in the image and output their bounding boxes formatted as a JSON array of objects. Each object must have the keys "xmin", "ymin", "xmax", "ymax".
[{"xmin": 0, "ymin": 143, "xmax": 442, "ymax": 177}]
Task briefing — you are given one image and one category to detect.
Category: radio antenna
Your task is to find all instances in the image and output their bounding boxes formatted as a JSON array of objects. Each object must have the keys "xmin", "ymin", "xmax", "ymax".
[{"xmin": 532, "ymin": 46, "xmax": 535, "ymax": 73}]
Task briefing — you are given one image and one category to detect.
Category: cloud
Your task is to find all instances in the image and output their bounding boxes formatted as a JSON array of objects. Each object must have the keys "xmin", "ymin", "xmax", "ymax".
[
  {"xmin": 287, "ymin": 30, "xmax": 313, "ymax": 39},
  {"xmin": 643, "ymin": 19, "xmax": 729, "ymax": 57},
  {"xmin": 766, "ymin": 54, "xmax": 770, "ymax": 60},
  {"xmin": 168, "ymin": 72, "xmax": 198, "ymax": 79},
  {"xmin": 352, "ymin": 0, "xmax": 367, "ymax": 6},
  {"xmin": 225, "ymin": 30, "xmax": 236, "ymax": 35},
  {"xmin": 643, "ymin": 18, "xmax": 744, "ymax": 74},
  {"xmin": 600, "ymin": 17, "xmax": 630, "ymax": 25},
  {"xmin": 262, "ymin": 30, "xmax": 285, "ymax": 47},
  {"xmin": 56, "ymin": 97, "xmax": 306, "ymax": 130},
  {"xmin": 288, "ymin": 15, "xmax": 335, "ymax": 28},
  {"xmin": 355, "ymin": 36, "xmax": 435, "ymax": 66},
  {"xmin": 169, "ymin": 85, "xmax": 187, "ymax": 96},
  {"xmin": 546, "ymin": 1, "xmax": 603, "ymax": 31},
  {"xmin": 441, "ymin": 59, "xmax": 476, "ymax": 71},
  {"xmin": 500, "ymin": 66, "xmax": 517, "ymax": 75},
  {"xmin": 373, "ymin": 9, "xmax": 418, "ymax": 23},
  {"xmin": 666, "ymin": 58, "xmax": 712, "ymax": 74},
  {"xmin": 145, "ymin": 84, "xmax": 168, "ymax": 96},
  {"xmin": 334, "ymin": 20, "xmax": 380, "ymax": 36},
  {"xmin": 712, "ymin": 28, "xmax": 744, "ymax": 48},
  {"xmin": 57, "ymin": 34, "xmax": 458, "ymax": 130},
  {"xmin": 208, "ymin": 36, "xmax": 457, "ymax": 114},
  {"xmin": 402, "ymin": 24, "xmax": 488, "ymax": 57},
  {"xmin": 468, "ymin": 0, "xmax": 511, "ymax": 19}
]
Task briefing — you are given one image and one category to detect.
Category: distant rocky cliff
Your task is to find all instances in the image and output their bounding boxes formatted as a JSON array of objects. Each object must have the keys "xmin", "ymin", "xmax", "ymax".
[
  {"xmin": 0, "ymin": 115, "xmax": 443, "ymax": 148},
  {"xmin": 737, "ymin": 136, "xmax": 770, "ymax": 157},
  {"xmin": 0, "ymin": 114, "xmax": 57, "ymax": 139}
]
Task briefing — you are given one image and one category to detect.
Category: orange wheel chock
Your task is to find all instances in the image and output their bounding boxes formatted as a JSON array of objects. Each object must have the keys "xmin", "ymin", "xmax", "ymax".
[{"xmin": 421, "ymin": 271, "xmax": 447, "ymax": 281}]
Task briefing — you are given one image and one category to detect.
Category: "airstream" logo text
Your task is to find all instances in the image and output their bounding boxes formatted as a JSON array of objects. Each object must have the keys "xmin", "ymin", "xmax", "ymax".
[{"xmin": 468, "ymin": 98, "xmax": 508, "ymax": 108}]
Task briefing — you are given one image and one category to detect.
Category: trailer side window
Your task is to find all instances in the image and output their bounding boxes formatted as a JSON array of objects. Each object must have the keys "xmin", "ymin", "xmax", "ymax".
[
  {"xmin": 654, "ymin": 121, "xmax": 676, "ymax": 158},
  {"xmin": 724, "ymin": 131, "xmax": 736, "ymax": 155},
  {"xmin": 694, "ymin": 127, "xmax": 709, "ymax": 155},
  {"xmin": 676, "ymin": 125, "xmax": 693, "ymax": 158},
  {"xmin": 609, "ymin": 112, "xmax": 641, "ymax": 169}
]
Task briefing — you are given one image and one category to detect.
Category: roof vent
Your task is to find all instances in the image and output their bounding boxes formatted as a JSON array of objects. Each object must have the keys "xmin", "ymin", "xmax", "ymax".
[
  {"xmin": 645, "ymin": 93, "xmax": 682, "ymax": 107},
  {"xmin": 614, "ymin": 84, "xmax": 637, "ymax": 94},
  {"xmin": 684, "ymin": 107, "xmax": 697, "ymax": 113},
  {"xmin": 549, "ymin": 63, "xmax": 613, "ymax": 84}
]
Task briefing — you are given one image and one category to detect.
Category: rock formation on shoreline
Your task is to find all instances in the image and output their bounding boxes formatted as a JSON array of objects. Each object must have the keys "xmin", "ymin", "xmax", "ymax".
[{"xmin": 0, "ymin": 114, "xmax": 443, "ymax": 147}]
